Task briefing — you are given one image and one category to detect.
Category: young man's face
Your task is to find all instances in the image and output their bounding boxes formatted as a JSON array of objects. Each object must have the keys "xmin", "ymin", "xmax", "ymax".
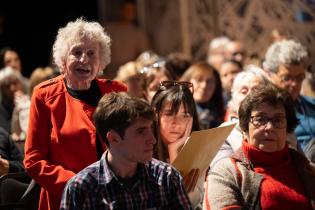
[{"xmin": 118, "ymin": 118, "xmax": 156, "ymax": 163}]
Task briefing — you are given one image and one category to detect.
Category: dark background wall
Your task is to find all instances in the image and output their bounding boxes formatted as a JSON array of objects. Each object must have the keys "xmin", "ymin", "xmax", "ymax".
[{"xmin": 0, "ymin": 0, "xmax": 98, "ymax": 77}]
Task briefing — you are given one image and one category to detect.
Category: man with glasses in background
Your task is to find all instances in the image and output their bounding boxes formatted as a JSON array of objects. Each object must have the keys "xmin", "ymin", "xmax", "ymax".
[{"xmin": 263, "ymin": 39, "xmax": 315, "ymax": 158}]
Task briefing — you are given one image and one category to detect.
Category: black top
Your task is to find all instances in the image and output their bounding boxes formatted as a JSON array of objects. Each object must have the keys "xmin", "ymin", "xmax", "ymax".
[
  {"xmin": 65, "ymin": 79, "xmax": 102, "ymax": 107},
  {"xmin": 0, "ymin": 126, "xmax": 24, "ymax": 173}
]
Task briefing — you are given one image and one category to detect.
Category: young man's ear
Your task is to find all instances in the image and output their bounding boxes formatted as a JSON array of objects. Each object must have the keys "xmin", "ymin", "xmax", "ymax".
[{"xmin": 106, "ymin": 129, "xmax": 122, "ymax": 144}]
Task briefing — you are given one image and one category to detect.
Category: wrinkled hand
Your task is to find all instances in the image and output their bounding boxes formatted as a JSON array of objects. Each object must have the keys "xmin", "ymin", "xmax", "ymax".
[{"xmin": 183, "ymin": 168, "xmax": 199, "ymax": 193}]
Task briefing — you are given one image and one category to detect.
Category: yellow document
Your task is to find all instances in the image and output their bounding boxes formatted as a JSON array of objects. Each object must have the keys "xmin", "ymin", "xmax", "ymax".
[{"xmin": 172, "ymin": 122, "xmax": 236, "ymax": 176}]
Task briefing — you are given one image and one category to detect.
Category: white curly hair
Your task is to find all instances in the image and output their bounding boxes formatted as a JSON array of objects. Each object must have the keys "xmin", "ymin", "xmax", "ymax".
[{"xmin": 52, "ymin": 18, "xmax": 111, "ymax": 73}]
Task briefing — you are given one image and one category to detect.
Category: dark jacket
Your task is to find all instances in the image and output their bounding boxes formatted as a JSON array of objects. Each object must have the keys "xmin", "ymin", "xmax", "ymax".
[{"xmin": 0, "ymin": 126, "xmax": 24, "ymax": 173}]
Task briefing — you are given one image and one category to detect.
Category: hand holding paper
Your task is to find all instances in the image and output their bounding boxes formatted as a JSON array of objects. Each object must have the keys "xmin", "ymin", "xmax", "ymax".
[{"xmin": 172, "ymin": 122, "xmax": 236, "ymax": 179}]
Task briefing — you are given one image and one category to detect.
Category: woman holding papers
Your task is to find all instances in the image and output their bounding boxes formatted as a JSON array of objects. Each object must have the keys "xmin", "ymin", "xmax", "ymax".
[
  {"xmin": 151, "ymin": 81, "xmax": 203, "ymax": 209},
  {"xmin": 204, "ymin": 84, "xmax": 315, "ymax": 210}
]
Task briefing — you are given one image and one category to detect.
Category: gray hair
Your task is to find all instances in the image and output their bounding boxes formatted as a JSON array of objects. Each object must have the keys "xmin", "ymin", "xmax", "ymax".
[
  {"xmin": 263, "ymin": 39, "xmax": 308, "ymax": 73},
  {"xmin": 208, "ymin": 36, "xmax": 231, "ymax": 54},
  {"xmin": 229, "ymin": 65, "xmax": 270, "ymax": 113},
  {"xmin": 0, "ymin": 66, "xmax": 24, "ymax": 85},
  {"xmin": 52, "ymin": 18, "xmax": 111, "ymax": 73}
]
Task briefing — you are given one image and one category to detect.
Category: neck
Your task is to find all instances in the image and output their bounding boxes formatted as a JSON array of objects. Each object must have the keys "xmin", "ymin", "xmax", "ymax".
[
  {"xmin": 107, "ymin": 151, "xmax": 138, "ymax": 179},
  {"xmin": 64, "ymin": 76, "xmax": 92, "ymax": 90}
]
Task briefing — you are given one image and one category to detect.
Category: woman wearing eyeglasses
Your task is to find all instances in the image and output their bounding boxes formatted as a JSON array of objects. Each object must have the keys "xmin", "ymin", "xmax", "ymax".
[
  {"xmin": 204, "ymin": 84, "xmax": 315, "ymax": 210},
  {"xmin": 151, "ymin": 81, "xmax": 203, "ymax": 209}
]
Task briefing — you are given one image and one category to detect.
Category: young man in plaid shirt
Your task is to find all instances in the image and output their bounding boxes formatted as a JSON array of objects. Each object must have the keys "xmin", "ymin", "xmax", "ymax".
[{"xmin": 60, "ymin": 92, "xmax": 192, "ymax": 209}]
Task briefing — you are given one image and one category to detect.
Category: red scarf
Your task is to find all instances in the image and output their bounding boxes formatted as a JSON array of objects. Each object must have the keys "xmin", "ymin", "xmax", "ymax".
[{"xmin": 242, "ymin": 141, "xmax": 312, "ymax": 210}]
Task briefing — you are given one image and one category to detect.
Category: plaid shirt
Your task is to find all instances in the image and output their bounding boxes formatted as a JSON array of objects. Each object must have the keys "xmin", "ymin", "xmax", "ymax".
[{"xmin": 60, "ymin": 152, "xmax": 192, "ymax": 210}]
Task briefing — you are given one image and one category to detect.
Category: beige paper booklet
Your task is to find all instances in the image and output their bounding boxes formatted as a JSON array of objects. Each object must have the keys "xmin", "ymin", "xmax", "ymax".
[{"xmin": 172, "ymin": 122, "xmax": 236, "ymax": 176}]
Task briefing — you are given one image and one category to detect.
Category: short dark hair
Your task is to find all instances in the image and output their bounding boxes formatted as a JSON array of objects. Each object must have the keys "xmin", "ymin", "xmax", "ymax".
[
  {"xmin": 238, "ymin": 84, "xmax": 298, "ymax": 133},
  {"xmin": 94, "ymin": 92, "xmax": 154, "ymax": 147}
]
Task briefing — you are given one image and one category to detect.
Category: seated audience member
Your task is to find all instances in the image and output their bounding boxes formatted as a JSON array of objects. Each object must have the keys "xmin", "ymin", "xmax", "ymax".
[
  {"xmin": 141, "ymin": 60, "xmax": 175, "ymax": 102},
  {"xmin": 60, "ymin": 92, "xmax": 192, "ymax": 209},
  {"xmin": 225, "ymin": 40, "xmax": 248, "ymax": 67},
  {"xmin": 0, "ymin": 126, "xmax": 27, "ymax": 204},
  {"xmin": 263, "ymin": 39, "xmax": 315, "ymax": 151},
  {"xmin": 0, "ymin": 67, "xmax": 26, "ymax": 132},
  {"xmin": 181, "ymin": 62, "xmax": 224, "ymax": 129},
  {"xmin": 151, "ymin": 81, "xmax": 203, "ymax": 208},
  {"xmin": 204, "ymin": 84, "xmax": 315, "ymax": 210},
  {"xmin": 114, "ymin": 61, "xmax": 145, "ymax": 98},
  {"xmin": 211, "ymin": 65, "xmax": 270, "ymax": 167},
  {"xmin": 207, "ymin": 36, "xmax": 231, "ymax": 70},
  {"xmin": 219, "ymin": 59, "xmax": 242, "ymax": 104},
  {"xmin": 165, "ymin": 52, "xmax": 192, "ymax": 79},
  {"xmin": 0, "ymin": 126, "xmax": 24, "ymax": 176},
  {"xmin": 136, "ymin": 50, "xmax": 161, "ymax": 68},
  {"xmin": 0, "ymin": 46, "xmax": 29, "ymax": 88}
]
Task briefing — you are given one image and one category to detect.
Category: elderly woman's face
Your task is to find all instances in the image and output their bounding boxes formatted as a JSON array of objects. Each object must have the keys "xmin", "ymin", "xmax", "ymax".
[
  {"xmin": 244, "ymin": 102, "xmax": 287, "ymax": 152},
  {"xmin": 63, "ymin": 39, "xmax": 101, "ymax": 89}
]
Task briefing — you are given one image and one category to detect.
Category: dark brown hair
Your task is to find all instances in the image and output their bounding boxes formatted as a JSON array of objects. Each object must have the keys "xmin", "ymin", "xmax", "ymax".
[
  {"xmin": 151, "ymin": 84, "xmax": 200, "ymax": 161},
  {"xmin": 94, "ymin": 92, "xmax": 154, "ymax": 147},
  {"xmin": 238, "ymin": 84, "xmax": 298, "ymax": 133}
]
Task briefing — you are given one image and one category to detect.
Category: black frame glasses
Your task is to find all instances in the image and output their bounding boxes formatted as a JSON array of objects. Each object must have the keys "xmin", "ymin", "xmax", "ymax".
[
  {"xmin": 159, "ymin": 81, "xmax": 194, "ymax": 93},
  {"xmin": 250, "ymin": 115, "xmax": 287, "ymax": 129}
]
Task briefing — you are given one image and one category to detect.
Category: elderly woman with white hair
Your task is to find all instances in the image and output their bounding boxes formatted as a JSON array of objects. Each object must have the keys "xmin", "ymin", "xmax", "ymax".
[
  {"xmin": 23, "ymin": 18, "xmax": 127, "ymax": 210},
  {"xmin": 262, "ymin": 39, "xmax": 315, "ymax": 153},
  {"xmin": 211, "ymin": 65, "xmax": 270, "ymax": 167}
]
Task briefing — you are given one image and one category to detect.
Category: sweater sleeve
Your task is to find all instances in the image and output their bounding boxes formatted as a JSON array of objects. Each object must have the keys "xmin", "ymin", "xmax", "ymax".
[
  {"xmin": 24, "ymin": 89, "xmax": 75, "ymax": 197},
  {"xmin": 203, "ymin": 158, "xmax": 244, "ymax": 210}
]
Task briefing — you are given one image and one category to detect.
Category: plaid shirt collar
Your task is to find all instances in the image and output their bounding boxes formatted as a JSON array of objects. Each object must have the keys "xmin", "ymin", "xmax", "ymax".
[{"xmin": 99, "ymin": 151, "xmax": 149, "ymax": 188}]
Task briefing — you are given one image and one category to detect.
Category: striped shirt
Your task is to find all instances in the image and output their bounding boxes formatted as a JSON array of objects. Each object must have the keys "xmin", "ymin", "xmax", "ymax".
[{"xmin": 60, "ymin": 152, "xmax": 192, "ymax": 210}]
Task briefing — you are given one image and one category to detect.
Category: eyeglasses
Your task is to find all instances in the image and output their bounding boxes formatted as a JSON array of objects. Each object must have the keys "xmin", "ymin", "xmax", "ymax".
[
  {"xmin": 159, "ymin": 81, "xmax": 194, "ymax": 93},
  {"xmin": 278, "ymin": 73, "xmax": 305, "ymax": 84},
  {"xmin": 250, "ymin": 115, "xmax": 287, "ymax": 129}
]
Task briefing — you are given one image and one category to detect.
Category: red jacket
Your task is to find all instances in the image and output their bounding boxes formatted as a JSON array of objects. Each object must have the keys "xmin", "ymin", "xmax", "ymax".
[{"xmin": 24, "ymin": 75, "xmax": 127, "ymax": 210}]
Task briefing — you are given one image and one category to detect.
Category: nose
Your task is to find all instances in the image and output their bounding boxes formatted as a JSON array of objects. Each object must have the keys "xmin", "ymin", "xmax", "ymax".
[
  {"xmin": 147, "ymin": 132, "xmax": 156, "ymax": 145},
  {"xmin": 264, "ymin": 120, "xmax": 275, "ymax": 130},
  {"xmin": 79, "ymin": 53, "xmax": 88, "ymax": 63}
]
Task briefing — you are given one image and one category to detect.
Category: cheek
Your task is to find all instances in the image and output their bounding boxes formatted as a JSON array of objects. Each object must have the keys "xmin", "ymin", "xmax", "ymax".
[{"xmin": 159, "ymin": 118, "xmax": 170, "ymax": 133}]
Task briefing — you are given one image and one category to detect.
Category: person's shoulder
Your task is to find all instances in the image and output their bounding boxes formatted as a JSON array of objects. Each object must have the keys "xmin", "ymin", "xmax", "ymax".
[
  {"xmin": 96, "ymin": 78, "xmax": 127, "ymax": 93},
  {"xmin": 146, "ymin": 159, "xmax": 182, "ymax": 185},
  {"xmin": 32, "ymin": 75, "xmax": 65, "ymax": 98},
  {"xmin": 298, "ymin": 95, "xmax": 315, "ymax": 105},
  {"xmin": 34, "ymin": 75, "xmax": 63, "ymax": 90},
  {"xmin": 67, "ymin": 161, "xmax": 100, "ymax": 190}
]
